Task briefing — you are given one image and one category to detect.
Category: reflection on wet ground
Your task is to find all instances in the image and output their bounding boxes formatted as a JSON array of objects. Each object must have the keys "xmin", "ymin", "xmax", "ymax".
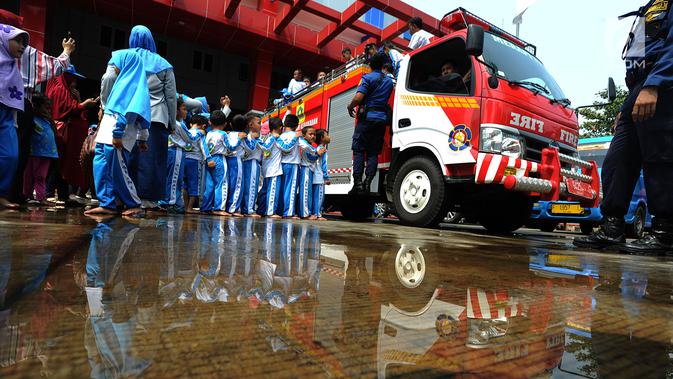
[{"xmin": 0, "ymin": 209, "xmax": 672, "ymax": 378}]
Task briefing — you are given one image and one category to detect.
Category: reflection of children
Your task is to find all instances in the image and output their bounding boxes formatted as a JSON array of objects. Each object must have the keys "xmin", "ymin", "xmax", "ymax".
[
  {"xmin": 296, "ymin": 127, "xmax": 323, "ymax": 219},
  {"xmin": 0, "ymin": 24, "xmax": 29, "ymax": 209},
  {"xmin": 85, "ymin": 49, "xmax": 151, "ymax": 217},
  {"xmin": 276, "ymin": 114, "xmax": 300, "ymax": 218},
  {"xmin": 23, "ymin": 95, "xmax": 58, "ymax": 205},
  {"xmin": 312, "ymin": 130, "xmax": 331, "ymax": 220},
  {"xmin": 241, "ymin": 114, "xmax": 262, "ymax": 217},
  {"xmin": 257, "ymin": 117, "xmax": 283, "ymax": 217},
  {"xmin": 183, "ymin": 114, "xmax": 210, "ymax": 214}
]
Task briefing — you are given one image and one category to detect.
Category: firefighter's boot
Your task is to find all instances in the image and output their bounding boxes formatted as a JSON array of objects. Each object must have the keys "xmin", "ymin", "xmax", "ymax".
[
  {"xmin": 621, "ymin": 218, "xmax": 673, "ymax": 256},
  {"xmin": 363, "ymin": 176, "xmax": 375, "ymax": 194},
  {"xmin": 573, "ymin": 216, "xmax": 626, "ymax": 249},
  {"xmin": 349, "ymin": 173, "xmax": 365, "ymax": 196}
]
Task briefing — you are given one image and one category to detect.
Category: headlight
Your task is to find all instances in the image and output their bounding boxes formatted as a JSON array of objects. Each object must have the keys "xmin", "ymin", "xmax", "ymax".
[{"xmin": 480, "ymin": 127, "xmax": 524, "ymax": 159}]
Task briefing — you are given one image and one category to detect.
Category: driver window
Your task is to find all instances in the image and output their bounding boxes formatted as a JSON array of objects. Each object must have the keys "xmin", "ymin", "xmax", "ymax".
[{"xmin": 407, "ymin": 38, "xmax": 473, "ymax": 96}]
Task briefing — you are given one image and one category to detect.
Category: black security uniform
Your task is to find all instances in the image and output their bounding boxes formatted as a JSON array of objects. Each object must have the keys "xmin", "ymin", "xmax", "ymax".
[
  {"xmin": 351, "ymin": 69, "xmax": 394, "ymax": 191},
  {"xmin": 577, "ymin": 0, "xmax": 673, "ymax": 254}
]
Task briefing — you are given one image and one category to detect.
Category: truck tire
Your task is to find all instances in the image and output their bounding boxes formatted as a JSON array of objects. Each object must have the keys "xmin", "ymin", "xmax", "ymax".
[
  {"xmin": 580, "ymin": 222, "xmax": 595, "ymax": 235},
  {"xmin": 393, "ymin": 156, "xmax": 449, "ymax": 228},
  {"xmin": 477, "ymin": 192, "xmax": 532, "ymax": 234},
  {"xmin": 626, "ymin": 204, "xmax": 646, "ymax": 239},
  {"xmin": 385, "ymin": 245, "xmax": 439, "ymax": 313},
  {"xmin": 340, "ymin": 198, "xmax": 375, "ymax": 221}
]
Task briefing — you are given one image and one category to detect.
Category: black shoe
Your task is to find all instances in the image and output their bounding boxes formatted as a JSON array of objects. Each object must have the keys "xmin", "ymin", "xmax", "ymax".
[
  {"xmin": 621, "ymin": 218, "xmax": 673, "ymax": 256},
  {"xmin": 349, "ymin": 174, "xmax": 365, "ymax": 196},
  {"xmin": 573, "ymin": 216, "xmax": 626, "ymax": 249}
]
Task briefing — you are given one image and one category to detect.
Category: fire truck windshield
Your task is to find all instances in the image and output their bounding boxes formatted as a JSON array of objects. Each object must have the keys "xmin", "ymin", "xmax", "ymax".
[{"xmin": 483, "ymin": 32, "xmax": 567, "ymax": 102}]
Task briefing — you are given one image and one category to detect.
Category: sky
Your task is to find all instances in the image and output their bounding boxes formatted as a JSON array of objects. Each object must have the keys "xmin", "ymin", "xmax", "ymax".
[{"xmin": 403, "ymin": 0, "xmax": 637, "ymax": 107}]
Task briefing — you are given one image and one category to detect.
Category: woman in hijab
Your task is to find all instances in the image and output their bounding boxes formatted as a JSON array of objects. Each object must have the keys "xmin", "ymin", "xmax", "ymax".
[
  {"xmin": 124, "ymin": 25, "xmax": 176, "ymax": 212},
  {"xmin": 84, "ymin": 49, "xmax": 151, "ymax": 217},
  {"xmin": 0, "ymin": 23, "xmax": 28, "ymax": 209},
  {"xmin": 46, "ymin": 65, "xmax": 98, "ymax": 203}
]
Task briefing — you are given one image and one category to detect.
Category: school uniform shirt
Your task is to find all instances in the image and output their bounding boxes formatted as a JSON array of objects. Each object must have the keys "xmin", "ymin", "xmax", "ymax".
[
  {"xmin": 206, "ymin": 130, "xmax": 228, "ymax": 156},
  {"xmin": 260, "ymin": 136, "xmax": 282, "ymax": 178},
  {"xmin": 278, "ymin": 131, "xmax": 300, "ymax": 164},
  {"xmin": 169, "ymin": 120, "xmax": 199, "ymax": 149},
  {"xmin": 184, "ymin": 129, "xmax": 210, "ymax": 161},
  {"xmin": 408, "ymin": 29, "xmax": 433, "ymax": 50},
  {"xmin": 313, "ymin": 150, "xmax": 329, "ymax": 185},
  {"xmin": 29, "ymin": 116, "xmax": 58, "ymax": 158},
  {"xmin": 95, "ymin": 113, "xmax": 149, "ymax": 152},
  {"xmin": 288, "ymin": 79, "xmax": 307, "ymax": 95},
  {"xmin": 242, "ymin": 135, "xmax": 262, "ymax": 162},
  {"xmin": 298, "ymin": 138, "xmax": 319, "ymax": 169},
  {"xmin": 225, "ymin": 132, "xmax": 243, "ymax": 157}
]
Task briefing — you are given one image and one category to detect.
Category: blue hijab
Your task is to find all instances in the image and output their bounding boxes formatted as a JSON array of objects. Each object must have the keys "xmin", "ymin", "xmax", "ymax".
[
  {"xmin": 128, "ymin": 25, "xmax": 172, "ymax": 75},
  {"xmin": 105, "ymin": 49, "xmax": 151, "ymax": 129}
]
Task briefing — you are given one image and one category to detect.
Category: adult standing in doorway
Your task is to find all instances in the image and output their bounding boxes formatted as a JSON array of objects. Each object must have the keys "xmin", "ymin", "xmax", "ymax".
[{"xmin": 105, "ymin": 25, "xmax": 176, "ymax": 212}]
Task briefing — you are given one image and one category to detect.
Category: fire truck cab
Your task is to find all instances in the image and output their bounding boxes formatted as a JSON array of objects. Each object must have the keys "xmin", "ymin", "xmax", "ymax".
[{"xmin": 262, "ymin": 8, "xmax": 600, "ymax": 233}]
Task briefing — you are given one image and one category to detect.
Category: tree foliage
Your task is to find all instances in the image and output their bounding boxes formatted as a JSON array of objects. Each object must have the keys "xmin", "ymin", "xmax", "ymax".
[{"xmin": 578, "ymin": 86, "xmax": 628, "ymax": 138}]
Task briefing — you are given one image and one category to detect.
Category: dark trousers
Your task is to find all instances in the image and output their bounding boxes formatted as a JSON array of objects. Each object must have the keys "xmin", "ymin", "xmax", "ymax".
[
  {"xmin": 601, "ymin": 80, "xmax": 673, "ymax": 219},
  {"xmin": 129, "ymin": 122, "xmax": 169, "ymax": 203},
  {"xmin": 352, "ymin": 120, "xmax": 386, "ymax": 178}
]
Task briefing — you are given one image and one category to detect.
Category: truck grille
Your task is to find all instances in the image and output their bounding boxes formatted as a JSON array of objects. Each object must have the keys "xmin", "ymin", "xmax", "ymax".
[{"xmin": 523, "ymin": 135, "xmax": 575, "ymax": 169}]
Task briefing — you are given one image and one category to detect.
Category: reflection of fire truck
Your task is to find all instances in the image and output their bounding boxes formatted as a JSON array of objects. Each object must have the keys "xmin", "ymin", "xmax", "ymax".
[{"xmin": 262, "ymin": 8, "xmax": 601, "ymax": 233}]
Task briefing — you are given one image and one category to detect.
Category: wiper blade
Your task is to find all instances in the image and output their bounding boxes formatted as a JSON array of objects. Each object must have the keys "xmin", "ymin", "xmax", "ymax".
[
  {"xmin": 551, "ymin": 97, "xmax": 571, "ymax": 107},
  {"xmin": 508, "ymin": 80, "xmax": 551, "ymax": 95}
]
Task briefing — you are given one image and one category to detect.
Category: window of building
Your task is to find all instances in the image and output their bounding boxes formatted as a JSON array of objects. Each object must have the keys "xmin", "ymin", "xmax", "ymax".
[
  {"xmin": 407, "ymin": 38, "xmax": 473, "ymax": 96},
  {"xmin": 100, "ymin": 25, "xmax": 112, "ymax": 47},
  {"xmin": 193, "ymin": 51, "xmax": 202, "ymax": 70},
  {"xmin": 113, "ymin": 29, "xmax": 126, "ymax": 50},
  {"xmin": 204, "ymin": 53, "xmax": 213, "ymax": 72},
  {"xmin": 238, "ymin": 63, "xmax": 249, "ymax": 82},
  {"xmin": 157, "ymin": 40, "xmax": 168, "ymax": 58}
]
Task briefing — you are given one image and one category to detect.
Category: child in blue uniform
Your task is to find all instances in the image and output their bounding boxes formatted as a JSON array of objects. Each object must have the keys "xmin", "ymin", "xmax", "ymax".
[
  {"xmin": 160, "ymin": 98, "xmax": 202, "ymax": 213},
  {"xmin": 22, "ymin": 95, "xmax": 58, "ymax": 206},
  {"xmin": 257, "ymin": 117, "xmax": 283, "ymax": 218},
  {"xmin": 85, "ymin": 49, "xmax": 151, "ymax": 217},
  {"xmin": 276, "ymin": 114, "xmax": 300, "ymax": 218},
  {"xmin": 201, "ymin": 110, "xmax": 243, "ymax": 216},
  {"xmin": 225, "ymin": 115, "xmax": 247, "ymax": 216},
  {"xmin": 312, "ymin": 130, "xmax": 331, "ymax": 220},
  {"xmin": 296, "ymin": 127, "xmax": 323, "ymax": 219},
  {"xmin": 241, "ymin": 113, "xmax": 262, "ymax": 217},
  {"xmin": 183, "ymin": 114, "xmax": 210, "ymax": 214},
  {"xmin": 0, "ymin": 24, "xmax": 28, "ymax": 209}
]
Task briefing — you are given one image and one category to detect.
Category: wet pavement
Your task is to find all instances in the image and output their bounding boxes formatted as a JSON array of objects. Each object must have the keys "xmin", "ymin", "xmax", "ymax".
[{"xmin": 0, "ymin": 209, "xmax": 672, "ymax": 378}]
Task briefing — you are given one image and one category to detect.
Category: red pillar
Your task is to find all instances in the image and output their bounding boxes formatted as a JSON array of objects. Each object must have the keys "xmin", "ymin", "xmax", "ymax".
[
  {"xmin": 20, "ymin": 0, "xmax": 48, "ymax": 51},
  {"xmin": 249, "ymin": 50, "xmax": 274, "ymax": 112}
]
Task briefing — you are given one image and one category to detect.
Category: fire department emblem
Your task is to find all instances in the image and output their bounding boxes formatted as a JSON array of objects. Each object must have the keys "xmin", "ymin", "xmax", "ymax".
[{"xmin": 449, "ymin": 124, "xmax": 472, "ymax": 152}]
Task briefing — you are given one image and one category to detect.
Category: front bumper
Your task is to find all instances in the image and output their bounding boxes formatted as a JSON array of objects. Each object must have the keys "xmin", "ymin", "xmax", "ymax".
[
  {"xmin": 475, "ymin": 148, "xmax": 601, "ymax": 207},
  {"xmin": 530, "ymin": 201, "xmax": 602, "ymax": 222}
]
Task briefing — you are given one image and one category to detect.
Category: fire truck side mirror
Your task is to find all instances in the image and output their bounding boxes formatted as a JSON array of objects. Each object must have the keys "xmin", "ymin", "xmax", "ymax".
[
  {"xmin": 607, "ymin": 77, "xmax": 616, "ymax": 103},
  {"xmin": 466, "ymin": 24, "xmax": 484, "ymax": 57}
]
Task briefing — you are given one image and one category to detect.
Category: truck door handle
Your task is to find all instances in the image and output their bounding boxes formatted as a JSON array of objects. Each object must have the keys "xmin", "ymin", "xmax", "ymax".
[{"xmin": 399, "ymin": 118, "xmax": 411, "ymax": 128}]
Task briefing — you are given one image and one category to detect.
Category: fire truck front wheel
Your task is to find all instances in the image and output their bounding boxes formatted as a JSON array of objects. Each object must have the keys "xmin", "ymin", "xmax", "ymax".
[{"xmin": 393, "ymin": 156, "xmax": 449, "ymax": 228}]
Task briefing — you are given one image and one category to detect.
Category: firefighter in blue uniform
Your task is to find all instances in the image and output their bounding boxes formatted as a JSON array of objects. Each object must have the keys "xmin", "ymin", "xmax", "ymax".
[
  {"xmin": 576, "ymin": 0, "xmax": 673, "ymax": 255},
  {"xmin": 347, "ymin": 52, "xmax": 394, "ymax": 194}
]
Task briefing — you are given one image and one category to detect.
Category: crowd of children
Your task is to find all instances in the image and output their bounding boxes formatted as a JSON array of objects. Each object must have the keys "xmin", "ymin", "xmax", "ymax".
[{"xmin": 167, "ymin": 108, "xmax": 331, "ymax": 220}]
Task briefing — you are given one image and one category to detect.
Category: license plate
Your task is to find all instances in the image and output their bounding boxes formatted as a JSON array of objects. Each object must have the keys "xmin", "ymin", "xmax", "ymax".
[
  {"xmin": 504, "ymin": 167, "xmax": 517, "ymax": 176},
  {"xmin": 566, "ymin": 178, "xmax": 594, "ymax": 199},
  {"xmin": 550, "ymin": 203, "xmax": 584, "ymax": 215}
]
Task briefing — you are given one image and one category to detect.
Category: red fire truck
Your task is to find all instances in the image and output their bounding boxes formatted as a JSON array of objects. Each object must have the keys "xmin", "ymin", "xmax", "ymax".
[{"xmin": 262, "ymin": 8, "xmax": 603, "ymax": 233}]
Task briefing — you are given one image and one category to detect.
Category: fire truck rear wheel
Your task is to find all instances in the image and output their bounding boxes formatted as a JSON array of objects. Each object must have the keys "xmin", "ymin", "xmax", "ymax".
[
  {"xmin": 393, "ymin": 156, "xmax": 449, "ymax": 228},
  {"xmin": 477, "ymin": 192, "xmax": 533, "ymax": 234}
]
